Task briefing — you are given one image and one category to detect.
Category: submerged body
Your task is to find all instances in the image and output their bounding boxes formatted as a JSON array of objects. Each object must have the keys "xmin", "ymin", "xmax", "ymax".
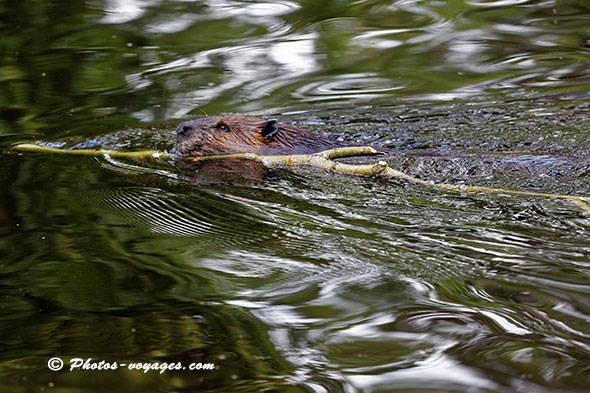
[{"xmin": 173, "ymin": 115, "xmax": 346, "ymax": 156}]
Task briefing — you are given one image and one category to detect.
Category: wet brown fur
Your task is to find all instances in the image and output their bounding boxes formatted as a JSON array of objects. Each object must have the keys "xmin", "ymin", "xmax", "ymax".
[{"xmin": 173, "ymin": 115, "xmax": 344, "ymax": 156}]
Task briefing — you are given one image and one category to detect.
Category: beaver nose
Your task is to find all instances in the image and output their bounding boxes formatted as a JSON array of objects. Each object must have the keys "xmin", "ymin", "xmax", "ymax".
[{"xmin": 176, "ymin": 121, "xmax": 194, "ymax": 136}]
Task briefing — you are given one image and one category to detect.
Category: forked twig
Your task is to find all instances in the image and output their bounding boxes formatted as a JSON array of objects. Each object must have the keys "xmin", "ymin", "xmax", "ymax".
[{"xmin": 12, "ymin": 143, "xmax": 590, "ymax": 215}]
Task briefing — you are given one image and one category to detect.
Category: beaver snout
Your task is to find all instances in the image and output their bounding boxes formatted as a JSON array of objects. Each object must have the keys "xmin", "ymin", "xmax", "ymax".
[{"xmin": 174, "ymin": 120, "xmax": 205, "ymax": 156}]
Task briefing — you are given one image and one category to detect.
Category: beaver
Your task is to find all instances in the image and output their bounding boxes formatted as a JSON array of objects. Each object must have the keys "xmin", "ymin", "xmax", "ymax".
[{"xmin": 172, "ymin": 115, "xmax": 347, "ymax": 156}]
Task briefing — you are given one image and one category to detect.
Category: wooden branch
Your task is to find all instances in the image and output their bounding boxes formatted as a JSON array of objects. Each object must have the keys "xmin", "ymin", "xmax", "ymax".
[
  {"xmin": 11, "ymin": 143, "xmax": 171, "ymax": 159},
  {"xmin": 12, "ymin": 143, "xmax": 590, "ymax": 215},
  {"xmin": 379, "ymin": 165, "xmax": 590, "ymax": 215}
]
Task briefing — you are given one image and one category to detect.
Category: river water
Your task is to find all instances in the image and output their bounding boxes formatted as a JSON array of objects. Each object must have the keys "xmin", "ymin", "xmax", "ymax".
[{"xmin": 1, "ymin": 1, "xmax": 590, "ymax": 392}]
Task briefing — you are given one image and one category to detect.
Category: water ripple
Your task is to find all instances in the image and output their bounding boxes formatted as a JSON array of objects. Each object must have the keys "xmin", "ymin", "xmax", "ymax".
[
  {"xmin": 75, "ymin": 187, "xmax": 279, "ymax": 254},
  {"xmin": 98, "ymin": 0, "xmax": 590, "ymax": 115}
]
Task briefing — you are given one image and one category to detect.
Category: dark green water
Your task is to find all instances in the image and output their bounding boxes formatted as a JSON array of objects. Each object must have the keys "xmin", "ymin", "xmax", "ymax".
[{"xmin": 1, "ymin": 1, "xmax": 590, "ymax": 392}]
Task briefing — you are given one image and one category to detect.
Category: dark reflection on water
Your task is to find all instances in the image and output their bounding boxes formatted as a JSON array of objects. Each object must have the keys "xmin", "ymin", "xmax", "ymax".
[{"xmin": 2, "ymin": 0, "xmax": 590, "ymax": 392}]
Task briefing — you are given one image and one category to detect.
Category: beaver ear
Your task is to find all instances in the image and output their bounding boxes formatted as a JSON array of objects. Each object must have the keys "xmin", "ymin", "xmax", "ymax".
[{"xmin": 261, "ymin": 119, "xmax": 279, "ymax": 139}]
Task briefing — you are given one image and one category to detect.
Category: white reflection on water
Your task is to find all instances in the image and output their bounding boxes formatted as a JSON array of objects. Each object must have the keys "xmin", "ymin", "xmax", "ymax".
[
  {"xmin": 101, "ymin": 0, "xmax": 156, "ymax": 24},
  {"xmin": 479, "ymin": 310, "xmax": 530, "ymax": 335},
  {"xmin": 354, "ymin": 29, "xmax": 407, "ymax": 49},
  {"xmin": 466, "ymin": 0, "xmax": 531, "ymax": 6},
  {"xmin": 207, "ymin": 0, "xmax": 299, "ymax": 19},
  {"xmin": 161, "ymin": 36, "xmax": 318, "ymax": 118},
  {"xmin": 147, "ymin": 13, "xmax": 198, "ymax": 34},
  {"xmin": 346, "ymin": 351, "xmax": 498, "ymax": 391},
  {"xmin": 270, "ymin": 38, "xmax": 317, "ymax": 75},
  {"xmin": 101, "ymin": 0, "xmax": 298, "ymax": 28}
]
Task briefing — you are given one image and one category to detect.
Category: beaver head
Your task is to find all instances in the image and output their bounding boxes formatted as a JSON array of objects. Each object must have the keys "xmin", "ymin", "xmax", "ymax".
[{"xmin": 172, "ymin": 115, "xmax": 342, "ymax": 156}]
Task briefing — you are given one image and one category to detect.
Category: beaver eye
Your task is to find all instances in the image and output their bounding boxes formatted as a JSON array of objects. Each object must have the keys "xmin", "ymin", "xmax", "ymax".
[{"xmin": 217, "ymin": 123, "xmax": 229, "ymax": 132}]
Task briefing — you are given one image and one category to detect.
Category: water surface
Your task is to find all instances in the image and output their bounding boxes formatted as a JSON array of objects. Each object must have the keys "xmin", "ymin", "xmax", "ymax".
[{"xmin": 1, "ymin": 1, "xmax": 590, "ymax": 392}]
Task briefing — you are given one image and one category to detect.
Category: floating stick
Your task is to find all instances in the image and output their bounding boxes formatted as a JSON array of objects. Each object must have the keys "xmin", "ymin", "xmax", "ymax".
[{"xmin": 12, "ymin": 143, "xmax": 590, "ymax": 215}]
